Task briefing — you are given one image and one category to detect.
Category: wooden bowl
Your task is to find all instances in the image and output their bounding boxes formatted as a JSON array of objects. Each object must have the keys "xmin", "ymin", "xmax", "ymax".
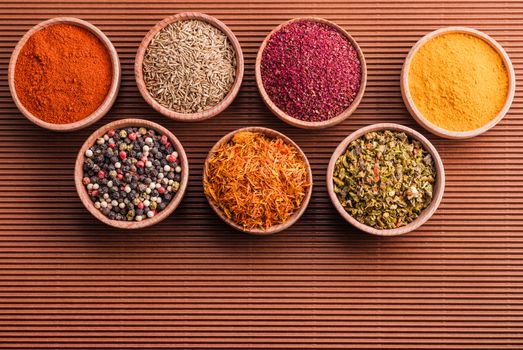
[
  {"xmin": 401, "ymin": 26, "xmax": 516, "ymax": 139},
  {"xmin": 326, "ymin": 123, "xmax": 445, "ymax": 236},
  {"xmin": 203, "ymin": 127, "xmax": 313, "ymax": 235},
  {"xmin": 74, "ymin": 118, "xmax": 189, "ymax": 229},
  {"xmin": 255, "ymin": 17, "xmax": 367, "ymax": 129},
  {"xmin": 135, "ymin": 12, "xmax": 244, "ymax": 122},
  {"xmin": 8, "ymin": 17, "xmax": 121, "ymax": 132}
]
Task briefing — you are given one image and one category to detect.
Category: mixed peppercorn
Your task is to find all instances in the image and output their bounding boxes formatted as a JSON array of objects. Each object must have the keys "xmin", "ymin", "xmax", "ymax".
[{"xmin": 82, "ymin": 127, "xmax": 182, "ymax": 222}]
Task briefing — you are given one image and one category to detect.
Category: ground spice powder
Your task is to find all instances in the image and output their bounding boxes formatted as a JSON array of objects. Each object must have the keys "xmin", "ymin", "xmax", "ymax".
[
  {"xmin": 261, "ymin": 20, "xmax": 362, "ymax": 122},
  {"xmin": 408, "ymin": 32, "xmax": 509, "ymax": 132},
  {"xmin": 14, "ymin": 23, "xmax": 112, "ymax": 124}
]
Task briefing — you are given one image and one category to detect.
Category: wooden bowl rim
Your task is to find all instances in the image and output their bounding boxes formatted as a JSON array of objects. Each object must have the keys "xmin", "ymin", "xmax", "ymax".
[
  {"xmin": 203, "ymin": 126, "xmax": 313, "ymax": 235},
  {"xmin": 134, "ymin": 12, "xmax": 244, "ymax": 122},
  {"xmin": 400, "ymin": 26, "xmax": 516, "ymax": 140},
  {"xmin": 8, "ymin": 17, "xmax": 121, "ymax": 132},
  {"xmin": 326, "ymin": 123, "xmax": 445, "ymax": 236},
  {"xmin": 74, "ymin": 118, "xmax": 190, "ymax": 229},
  {"xmin": 254, "ymin": 17, "xmax": 367, "ymax": 130}
]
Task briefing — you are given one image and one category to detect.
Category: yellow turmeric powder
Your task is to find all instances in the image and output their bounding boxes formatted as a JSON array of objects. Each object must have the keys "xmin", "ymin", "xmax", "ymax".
[{"xmin": 408, "ymin": 32, "xmax": 509, "ymax": 132}]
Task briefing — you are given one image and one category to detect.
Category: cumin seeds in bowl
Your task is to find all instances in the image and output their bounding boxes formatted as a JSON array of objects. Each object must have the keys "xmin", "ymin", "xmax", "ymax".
[{"xmin": 136, "ymin": 13, "xmax": 244, "ymax": 121}]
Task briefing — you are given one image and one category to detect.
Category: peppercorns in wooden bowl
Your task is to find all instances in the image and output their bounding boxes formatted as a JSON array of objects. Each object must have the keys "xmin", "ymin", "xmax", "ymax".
[{"xmin": 75, "ymin": 118, "xmax": 189, "ymax": 229}]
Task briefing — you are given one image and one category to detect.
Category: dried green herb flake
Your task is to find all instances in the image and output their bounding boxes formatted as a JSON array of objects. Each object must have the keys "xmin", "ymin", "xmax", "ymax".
[{"xmin": 333, "ymin": 130, "xmax": 436, "ymax": 230}]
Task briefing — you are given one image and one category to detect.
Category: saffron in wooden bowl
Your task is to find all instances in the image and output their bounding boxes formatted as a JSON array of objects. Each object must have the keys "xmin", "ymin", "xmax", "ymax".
[{"xmin": 203, "ymin": 127, "xmax": 313, "ymax": 235}]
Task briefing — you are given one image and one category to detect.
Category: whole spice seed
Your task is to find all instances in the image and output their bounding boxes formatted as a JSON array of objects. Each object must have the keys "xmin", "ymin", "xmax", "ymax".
[
  {"xmin": 204, "ymin": 131, "xmax": 310, "ymax": 231},
  {"xmin": 82, "ymin": 127, "xmax": 182, "ymax": 222},
  {"xmin": 261, "ymin": 20, "xmax": 361, "ymax": 122},
  {"xmin": 408, "ymin": 32, "xmax": 509, "ymax": 132},
  {"xmin": 333, "ymin": 130, "xmax": 436, "ymax": 230},
  {"xmin": 143, "ymin": 19, "xmax": 236, "ymax": 114},
  {"xmin": 14, "ymin": 23, "xmax": 112, "ymax": 124}
]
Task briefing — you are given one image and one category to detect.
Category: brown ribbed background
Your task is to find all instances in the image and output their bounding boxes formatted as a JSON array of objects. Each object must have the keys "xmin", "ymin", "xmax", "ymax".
[{"xmin": 1, "ymin": 0, "xmax": 522, "ymax": 348}]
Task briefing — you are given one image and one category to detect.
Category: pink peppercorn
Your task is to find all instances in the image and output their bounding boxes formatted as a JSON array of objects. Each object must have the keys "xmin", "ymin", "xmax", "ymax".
[
  {"xmin": 137, "ymin": 202, "xmax": 144, "ymax": 210},
  {"xmin": 128, "ymin": 133, "xmax": 137, "ymax": 141},
  {"xmin": 158, "ymin": 187, "xmax": 166, "ymax": 194},
  {"xmin": 119, "ymin": 151, "xmax": 127, "ymax": 160},
  {"xmin": 136, "ymin": 160, "xmax": 145, "ymax": 168},
  {"xmin": 261, "ymin": 20, "xmax": 362, "ymax": 122},
  {"xmin": 107, "ymin": 130, "xmax": 115, "ymax": 137},
  {"xmin": 98, "ymin": 170, "xmax": 105, "ymax": 179},
  {"xmin": 161, "ymin": 135, "xmax": 168, "ymax": 144},
  {"xmin": 82, "ymin": 177, "xmax": 90, "ymax": 185}
]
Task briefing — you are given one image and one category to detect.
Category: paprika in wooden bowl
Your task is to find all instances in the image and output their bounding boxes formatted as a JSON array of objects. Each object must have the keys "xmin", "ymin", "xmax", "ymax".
[
  {"xmin": 255, "ymin": 17, "xmax": 367, "ymax": 129},
  {"xmin": 8, "ymin": 17, "xmax": 121, "ymax": 132}
]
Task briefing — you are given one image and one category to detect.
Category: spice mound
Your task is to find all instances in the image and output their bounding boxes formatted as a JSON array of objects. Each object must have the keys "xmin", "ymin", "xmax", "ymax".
[
  {"xmin": 14, "ymin": 23, "xmax": 112, "ymax": 124},
  {"xmin": 204, "ymin": 131, "xmax": 310, "ymax": 231},
  {"xmin": 260, "ymin": 20, "xmax": 362, "ymax": 122},
  {"xmin": 143, "ymin": 19, "xmax": 236, "ymax": 114},
  {"xmin": 408, "ymin": 32, "xmax": 509, "ymax": 132},
  {"xmin": 82, "ymin": 127, "xmax": 182, "ymax": 222},
  {"xmin": 333, "ymin": 130, "xmax": 436, "ymax": 230}
]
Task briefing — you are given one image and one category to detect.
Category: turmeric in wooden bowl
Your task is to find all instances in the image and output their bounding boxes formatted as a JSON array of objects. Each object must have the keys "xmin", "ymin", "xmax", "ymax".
[{"xmin": 401, "ymin": 27, "xmax": 515, "ymax": 139}]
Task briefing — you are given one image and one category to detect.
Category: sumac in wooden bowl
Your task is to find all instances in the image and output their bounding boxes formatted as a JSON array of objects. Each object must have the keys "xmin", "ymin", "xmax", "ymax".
[
  {"xmin": 326, "ymin": 123, "xmax": 445, "ymax": 236},
  {"xmin": 255, "ymin": 17, "xmax": 367, "ymax": 129},
  {"xmin": 135, "ymin": 12, "xmax": 244, "ymax": 122},
  {"xmin": 203, "ymin": 127, "xmax": 313, "ymax": 235},
  {"xmin": 75, "ymin": 118, "xmax": 189, "ymax": 229}
]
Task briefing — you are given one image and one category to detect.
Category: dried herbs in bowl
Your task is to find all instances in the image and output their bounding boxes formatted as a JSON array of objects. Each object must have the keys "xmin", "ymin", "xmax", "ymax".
[{"xmin": 332, "ymin": 129, "xmax": 437, "ymax": 230}]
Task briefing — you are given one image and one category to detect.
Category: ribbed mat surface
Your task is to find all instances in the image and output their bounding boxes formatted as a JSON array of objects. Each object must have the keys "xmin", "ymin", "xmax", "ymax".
[{"xmin": 1, "ymin": 0, "xmax": 522, "ymax": 349}]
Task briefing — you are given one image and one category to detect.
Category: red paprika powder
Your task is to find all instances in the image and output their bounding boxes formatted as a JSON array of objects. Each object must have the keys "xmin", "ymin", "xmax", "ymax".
[{"xmin": 14, "ymin": 23, "xmax": 112, "ymax": 124}]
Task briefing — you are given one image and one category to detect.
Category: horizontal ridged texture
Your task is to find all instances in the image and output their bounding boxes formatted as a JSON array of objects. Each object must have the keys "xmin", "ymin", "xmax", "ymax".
[{"xmin": 1, "ymin": 0, "xmax": 522, "ymax": 349}]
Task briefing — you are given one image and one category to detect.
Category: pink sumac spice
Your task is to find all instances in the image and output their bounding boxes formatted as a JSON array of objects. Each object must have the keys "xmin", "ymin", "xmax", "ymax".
[{"xmin": 261, "ymin": 20, "xmax": 362, "ymax": 122}]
